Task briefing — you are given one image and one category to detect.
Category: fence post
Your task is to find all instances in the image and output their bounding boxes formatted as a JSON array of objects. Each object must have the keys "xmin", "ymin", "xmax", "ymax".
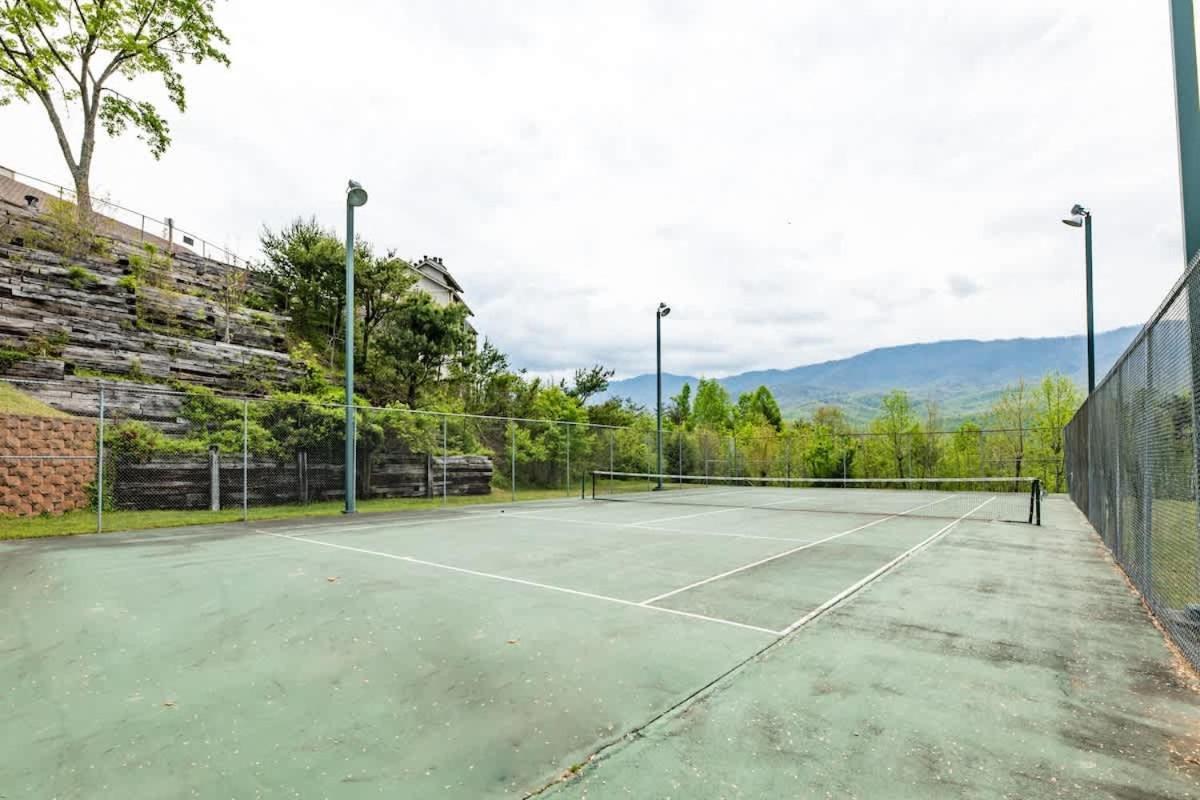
[
  {"xmin": 566, "ymin": 423, "xmax": 571, "ymax": 494},
  {"xmin": 442, "ymin": 415, "xmax": 448, "ymax": 508},
  {"xmin": 209, "ymin": 445, "xmax": 221, "ymax": 511},
  {"xmin": 678, "ymin": 431, "xmax": 682, "ymax": 483},
  {"xmin": 609, "ymin": 430, "xmax": 614, "ymax": 474},
  {"xmin": 1142, "ymin": 335, "xmax": 1154, "ymax": 599},
  {"xmin": 96, "ymin": 385, "xmax": 105, "ymax": 534},
  {"xmin": 242, "ymin": 399, "xmax": 249, "ymax": 522},
  {"xmin": 511, "ymin": 421, "xmax": 517, "ymax": 502}
]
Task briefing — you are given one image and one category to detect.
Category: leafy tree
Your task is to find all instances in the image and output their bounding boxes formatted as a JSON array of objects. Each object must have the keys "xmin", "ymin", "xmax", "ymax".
[
  {"xmin": 260, "ymin": 218, "xmax": 347, "ymax": 360},
  {"xmin": 948, "ymin": 421, "xmax": 984, "ymax": 477},
  {"xmin": 356, "ymin": 252, "xmax": 416, "ymax": 368},
  {"xmin": 910, "ymin": 401, "xmax": 943, "ymax": 478},
  {"xmin": 563, "ymin": 364, "xmax": 614, "ymax": 403},
  {"xmin": 451, "ymin": 338, "xmax": 517, "ymax": 415},
  {"xmin": 804, "ymin": 408, "xmax": 855, "ymax": 479},
  {"xmin": 991, "ymin": 378, "xmax": 1034, "ymax": 477},
  {"xmin": 736, "ymin": 386, "xmax": 783, "ymax": 431},
  {"xmin": 587, "ymin": 395, "xmax": 644, "ymax": 428},
  {"xmin": 1031, "ymin": 372, "xmax": 1083, "ymax": 491},
  {"xmin": 870, "ymin": 390, "xmax": 919, "ymax": 478},
  {"xmin": 368, "ymin": 291, "xmax": 471, "ymax": 406},
  {"xmin": 0, "ymin": 0, "xmax": 230, "ymax": 217},
  {"xmin": 692, "ymin": 378, "xmax": 732, "ymax": 431},
  {"xmin": 666, "ymin": 382, "xmax": 691, "ymax": 427}
]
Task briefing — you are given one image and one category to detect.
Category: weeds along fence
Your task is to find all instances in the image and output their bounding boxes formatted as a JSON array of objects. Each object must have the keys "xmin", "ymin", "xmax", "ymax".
[
  {"xmin": 1064, "ymin": 252, "xmax": 1200, "ymax": 670},
  {"xmin": 1, "ymin": 377, "xmax": 1071, "ymax": 533}
]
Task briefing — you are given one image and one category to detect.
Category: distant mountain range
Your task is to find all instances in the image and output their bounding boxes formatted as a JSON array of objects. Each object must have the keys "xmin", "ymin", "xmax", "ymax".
[{"xmin": 601, "ymin": 325, "xmax": 1141, "ymax": 424}]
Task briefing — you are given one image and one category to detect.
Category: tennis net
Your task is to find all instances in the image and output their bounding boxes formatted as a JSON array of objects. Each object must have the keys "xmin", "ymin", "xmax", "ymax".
[{"xmin": 590, "ymin": 471, "xmax": 1041, "ymax": 524}]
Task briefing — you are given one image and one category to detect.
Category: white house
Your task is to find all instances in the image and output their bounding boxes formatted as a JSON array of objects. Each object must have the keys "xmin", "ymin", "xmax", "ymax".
[{"xmin": 409, "ymin": 255, "xmax": 475, "ymax": 332}]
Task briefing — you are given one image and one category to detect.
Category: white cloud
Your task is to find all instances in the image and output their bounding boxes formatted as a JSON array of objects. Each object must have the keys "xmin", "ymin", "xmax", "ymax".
[
  {"xmin": 947, "ymin": 274, "xmax": 982, "ymax": 299},
  {"xmin": 1, "ymin": 0, "xmax": 1184, "ymax": 379}
]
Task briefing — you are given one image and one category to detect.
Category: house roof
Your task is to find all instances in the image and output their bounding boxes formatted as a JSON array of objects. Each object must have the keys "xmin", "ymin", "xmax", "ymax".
[{"xmin": 413, "ymin": 255, "xmax": 465, "ymax": 293}]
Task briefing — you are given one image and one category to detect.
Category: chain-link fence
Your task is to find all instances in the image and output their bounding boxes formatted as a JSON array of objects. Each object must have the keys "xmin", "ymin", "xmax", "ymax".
[
  {"xmin": 0, "ymin": 378, "xmax": 641, "ymax": 531},
  {"xmin": 1, "ymin": 376, "xmax": 1074, "ymax": 534},
  {"xmin": 1064, "ymin": 253, "xmax": 1200, "ymax": 670},
  {"xmin": 669, "ymin": 425, "xmax": 1068, "ymax": 489}
]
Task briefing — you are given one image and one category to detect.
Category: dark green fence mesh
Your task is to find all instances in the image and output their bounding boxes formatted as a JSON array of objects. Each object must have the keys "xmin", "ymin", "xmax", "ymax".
[{"xmin": 1064, "ymin": 253, "xmax": 1200, "ymax": 669}]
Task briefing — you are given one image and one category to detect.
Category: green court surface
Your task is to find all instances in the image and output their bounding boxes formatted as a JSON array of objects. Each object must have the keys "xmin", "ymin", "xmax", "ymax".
[{"xmin": 2, "ymin": 493, "xmax": 1198, "ymax": 798}]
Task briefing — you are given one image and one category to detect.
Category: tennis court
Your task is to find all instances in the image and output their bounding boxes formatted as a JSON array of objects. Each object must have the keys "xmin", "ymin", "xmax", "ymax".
[{"xmin": 2, "ymin": 477, "xmax": 1198, "ymax": 798}]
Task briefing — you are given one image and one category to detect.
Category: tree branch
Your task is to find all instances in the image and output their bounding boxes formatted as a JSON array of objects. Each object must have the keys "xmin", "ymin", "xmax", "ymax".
[{"xmin": 29, "ymin": 13, "xmax": 81, "ymax": 89}]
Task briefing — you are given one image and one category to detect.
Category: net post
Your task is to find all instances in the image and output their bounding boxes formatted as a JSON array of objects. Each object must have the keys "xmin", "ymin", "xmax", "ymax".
[
  {"xmin": 442, "ymin": 415, "xmax": 448, "ymax": 508},
  {"xmin": 581, "ymin": 472, "xmax": 586, "ymax": 500},
  {"xmin": 591, "ymin": 470, "xmax": 596, "ymax": 500},
  {"xmin": 510, "ymin": 421, "xmax": 516, "ymax": 502},
  {"xmin": 96, "ymin": 384, "xmax": 105, "ymax": 534}
]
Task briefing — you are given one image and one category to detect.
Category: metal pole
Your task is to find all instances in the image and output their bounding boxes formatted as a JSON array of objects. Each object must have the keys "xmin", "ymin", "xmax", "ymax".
[
  {"xmin": 1170, "ymin": 0, "xmax": 1200, "ymax": 263},
  {"xmin": 442, "ymin": 415, "xmax": 448, "ymax": 508},
  {"xmin": 1084, "ymin": 212, "xmax": 1096, "ymax": 394},
  {"xmin": 566, "ymin": 423, "xmax": 571, "ymax": 494},
  {"xmin": 511, "ymin": 422, "xmax": 517, "ymax": 502},
  {"xmin": 343, "ymin": 200, "xmax": 357, "ymax": 513},
  {"xmin": 242, "ymin": 399, "xmax": 249, "ymax": 522},
  {"xmin": 656, "ymin": 309, "xmax": 663, "ymax": 489},
  {"xmin": 96, "ymin": 386, "xmax": 104, "ymax": 534}
]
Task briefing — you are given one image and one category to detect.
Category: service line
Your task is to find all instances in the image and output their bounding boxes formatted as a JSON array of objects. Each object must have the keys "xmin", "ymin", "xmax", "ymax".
[
  {"xmin": 638, "ymin": 494, "xmax": 959, "ymax": 606},
  {"xmin": 265, "ymin": 531, "xmax": 780, "ymax": 637}
]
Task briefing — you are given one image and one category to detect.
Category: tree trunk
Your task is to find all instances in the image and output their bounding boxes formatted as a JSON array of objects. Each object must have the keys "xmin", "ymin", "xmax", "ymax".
[{"xmin": 71, "ymin": 168, "xmax": 93, "ymax": 223}]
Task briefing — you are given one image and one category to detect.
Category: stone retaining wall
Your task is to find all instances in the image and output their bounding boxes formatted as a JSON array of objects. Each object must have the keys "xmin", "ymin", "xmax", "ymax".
[{"xmin": 0, "ymin": 414, "xmax": 97, "ymax": 516}]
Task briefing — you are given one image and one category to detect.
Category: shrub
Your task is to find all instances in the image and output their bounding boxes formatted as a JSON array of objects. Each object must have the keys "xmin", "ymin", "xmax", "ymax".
[{"xmin": 66, "ymin": 265, "xmax": 99, "ymax": 290}]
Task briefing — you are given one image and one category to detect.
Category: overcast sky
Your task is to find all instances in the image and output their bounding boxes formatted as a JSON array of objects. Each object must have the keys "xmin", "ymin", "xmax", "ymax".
[{"xmin": 2, "ymin": 1, "xmax": 1187, "ymax": 379}]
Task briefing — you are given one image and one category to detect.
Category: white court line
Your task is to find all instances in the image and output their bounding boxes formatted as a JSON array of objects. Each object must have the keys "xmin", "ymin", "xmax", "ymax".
[
  {"xmin": 276, "ymin": 513, "xmax": 490, "ymax": 538},
  {"xmin": 488, "ymin": 511, "xmax": 810, "ymax": 543},
  {"xmin": 779, "ymin": 497, "xmax": 995, "ymax": 635},
  {"xmin": 629, "ymin": 506, "xmax": 747, "ymax": 526},
  {"xmin": 638, "ymin": 495, "xmax": 959, "ymax": 606},
  {"xmin": 265, "ymin": 531, "xmax": 780, "ymax": 637}
]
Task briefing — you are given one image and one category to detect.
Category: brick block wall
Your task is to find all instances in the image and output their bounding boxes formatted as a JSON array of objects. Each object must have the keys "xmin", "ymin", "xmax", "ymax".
[{"xmin": 0, "ymin": 415, "xmax": 97, "ymax": 517}]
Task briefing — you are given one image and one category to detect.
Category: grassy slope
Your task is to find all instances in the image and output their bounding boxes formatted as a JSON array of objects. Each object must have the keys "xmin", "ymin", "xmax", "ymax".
[{"xmin": 0, "ymin": 382, "xmax": 68, "ymax": 417}]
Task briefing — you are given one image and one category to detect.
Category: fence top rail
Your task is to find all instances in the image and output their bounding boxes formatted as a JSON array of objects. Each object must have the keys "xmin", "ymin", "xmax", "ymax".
[{"xmin": 2, "ymin": 165, "xmax": 244, "ymax": 268}]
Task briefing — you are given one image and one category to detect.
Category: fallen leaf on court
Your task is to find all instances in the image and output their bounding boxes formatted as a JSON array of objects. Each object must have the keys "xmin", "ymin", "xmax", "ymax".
[
  {"xmin": 327, "ymin": 576, "xmax": 339, "ymax": 583},
  {"xmin": 507, "ymin": 639, "xmax": 519, "ymax": 645},
  {"xmin": 162, "ymin": 700, "xmax": 176, "ymax": 708}
]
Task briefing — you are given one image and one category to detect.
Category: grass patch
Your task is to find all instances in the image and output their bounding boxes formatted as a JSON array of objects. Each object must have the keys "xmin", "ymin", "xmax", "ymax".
[
  {"xmin": 0, "ymin": 382, "xmax": 68, "ymax": 418},
  {"xmin": 0, "ymin": 486, "xmax": 578, "ymax": 540}
]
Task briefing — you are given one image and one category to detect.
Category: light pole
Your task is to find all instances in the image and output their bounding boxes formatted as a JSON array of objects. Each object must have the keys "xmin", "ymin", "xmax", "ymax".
[
  {"xmin": 656, "ymin": 302, "xmax": 671, "ymax": 489},
  {"xmin": 1062, "ymin": 204, "xmax": 1095, "ymax": 393},
  {"xmin": 344, "ymin": 180, "xmax": 368, "ymax": 513}
]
